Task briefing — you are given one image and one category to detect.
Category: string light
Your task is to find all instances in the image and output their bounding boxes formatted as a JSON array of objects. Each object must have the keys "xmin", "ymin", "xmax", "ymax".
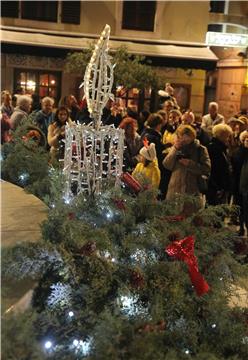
[
  {"xmin": 73, "ymin": 339, "xmax": 79, "ymax": 347},
  {"xmin": 68, "ymin": 311, "xmax": 74, "ymax": 318},
  {"xmin": 44, "ymin": 341, "xmax": 52, "ymax": 350},
  {"xmin": 18, "ymin": 172, "xmax": 29, "ymax": 185}
]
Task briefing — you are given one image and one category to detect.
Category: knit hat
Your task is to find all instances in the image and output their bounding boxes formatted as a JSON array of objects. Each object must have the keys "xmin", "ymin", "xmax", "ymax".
[{"xmin": 140, "ymin": 143, "xmax": 157, "ymax": 161}]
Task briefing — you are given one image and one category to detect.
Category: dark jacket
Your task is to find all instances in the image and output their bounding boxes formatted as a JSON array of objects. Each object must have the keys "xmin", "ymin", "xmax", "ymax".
[
  {"xmin": 207, "ymin": 137, "xmax": 232, "ymax": 205},
  {"xmin": 33, "ymin": 110, "xmax": 54, "ymax": 138},
  {"xmin": 233, "ymin": 147, "xmax": 248, "ymax": 195}
]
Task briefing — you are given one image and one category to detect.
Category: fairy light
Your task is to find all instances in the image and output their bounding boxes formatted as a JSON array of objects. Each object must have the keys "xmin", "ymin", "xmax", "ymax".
[
  {"xmin": 68, "ymin": 311, "xmax": 74, "ymax": 317},
  {"xmin": 44, "ymin": 341, "xmax": 52, "ymax": 349},
  {"xmin": 63, "ymin": 24, "xmax": 124, "ymax": 196},
  {"xmin": 73, "ymin": 339, "xmax": 79, "ymax": 347}
]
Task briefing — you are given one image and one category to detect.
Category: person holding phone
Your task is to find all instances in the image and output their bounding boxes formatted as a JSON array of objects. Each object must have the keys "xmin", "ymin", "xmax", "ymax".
[{"xmin": 163, "ymin": 124, "xmax": 211, "ymax": 215}]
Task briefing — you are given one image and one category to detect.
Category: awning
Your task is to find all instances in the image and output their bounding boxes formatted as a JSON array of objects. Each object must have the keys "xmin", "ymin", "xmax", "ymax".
[{"xmin": 1, "ymin": 28, "xmax": 218, "ymax": 62}]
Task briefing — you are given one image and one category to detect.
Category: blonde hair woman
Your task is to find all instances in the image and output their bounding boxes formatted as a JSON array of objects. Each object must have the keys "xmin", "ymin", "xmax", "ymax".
[{"xmin": 163, "ymin": 124, "xmax": 211, "ymax": 215}]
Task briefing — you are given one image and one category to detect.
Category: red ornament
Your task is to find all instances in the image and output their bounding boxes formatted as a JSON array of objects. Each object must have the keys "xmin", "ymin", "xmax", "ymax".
[
  {"xmin": 68, "ymin": 212, "xmax": 76, "ymax": 220},
  {"xmin": 79, "ymin": 241, "xmax": 96, "ymax": 256},
  {"xmin": 121, "ymin": 172, "xmax": 142, "ymax": 194},
  {"xmin": 138, "ymin": 320, "xmax": 166, "ymax": 334},
  {"xmin": 165, "ymin": 235, "xmax": 210, "ymax": 296},
  {"xmin": 163, "ymin": 215, "xmax": 185, "ymax": 223},
  {"xmin": 112, "ymin": 198, "xmax": 126, "ymax": 211},
  {"xmin": 130, "ymin": 269, "xmax": 145, "ymax": 289}
]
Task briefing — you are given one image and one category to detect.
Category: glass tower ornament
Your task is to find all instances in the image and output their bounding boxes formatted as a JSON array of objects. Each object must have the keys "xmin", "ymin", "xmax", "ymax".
[{"xmin": 63, "ymin": 24, "xmax": 124, "ymax": 196}]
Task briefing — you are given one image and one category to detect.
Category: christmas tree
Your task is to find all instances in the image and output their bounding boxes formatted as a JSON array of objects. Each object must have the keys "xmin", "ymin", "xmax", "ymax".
[
  {"xmin": 1, "ymin": 25, "xmax": 247, "ymax": 360},
  {"xmin": 2, "ymin": 181, "xmax": 248, "ymax": 359}
]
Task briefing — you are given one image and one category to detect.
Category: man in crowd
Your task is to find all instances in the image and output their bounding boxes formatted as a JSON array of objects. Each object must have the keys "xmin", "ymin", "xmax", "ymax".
[
  {"xmin": 33, "ymin": 96, "xmax": 55, "ymax": 140},
  {"xmin": 201, "ymin": 102, "xmax": 224, "ymax": 137}
]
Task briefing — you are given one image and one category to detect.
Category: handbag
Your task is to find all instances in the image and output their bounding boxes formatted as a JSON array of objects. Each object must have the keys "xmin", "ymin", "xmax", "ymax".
[{"xmin": 197, "ymin": 174, "xmax": 208, "ymax": 194}]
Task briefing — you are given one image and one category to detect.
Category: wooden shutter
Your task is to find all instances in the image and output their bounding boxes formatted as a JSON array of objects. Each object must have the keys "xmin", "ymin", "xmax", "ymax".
[
  {"xmin": 21, "ymin": 1, "xmax": 58, "ymax": 22},
  {"xmin": 122, "ymin": 1, "xmax": 156, "ymax": 32},
  {"xmin": 61, "ymin": 1, "xmax": 81, "ymax": 25}
]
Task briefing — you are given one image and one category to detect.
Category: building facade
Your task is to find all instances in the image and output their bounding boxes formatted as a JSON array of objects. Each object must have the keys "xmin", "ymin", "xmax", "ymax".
[{"xmin": 1, "ymin": 1, "xmax": 247, "ymax": 118}]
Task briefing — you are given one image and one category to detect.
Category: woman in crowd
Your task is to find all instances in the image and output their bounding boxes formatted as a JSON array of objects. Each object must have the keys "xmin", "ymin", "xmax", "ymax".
[
  {"xmin": 10, "ymin": 95, "xmax": 32, "ymax": 130},
  {"xmin": 206, "ymin": 124, "xmax": 233, "ymax": 205},
  {"xmin": 47, "ymin": 106, "xmax": 73, "ymax": 161},
  {"xmin": 1, "ymin": 90, "xmax": 14, "ymax": 118},
  {"xmin": 162, "ymin": 109, "xmax": 182, "ymax": 146},
  {"xmin": 59, "ymin": 94, "xmax": 81, "ymax": 122},
  {"xmin": 132, "ymin": 142, "xmax": 160, "ymax": 190},
  {"xmin": 119, "ymin": 117, "xmax": 142, "ymax": 172},
  {"xmin": 231, "ymin": 130, "xmax": 248, "ymax": 236},
  {"xmin": 163, "ymin": 124, "xmax": 211, "ymax": 215}
]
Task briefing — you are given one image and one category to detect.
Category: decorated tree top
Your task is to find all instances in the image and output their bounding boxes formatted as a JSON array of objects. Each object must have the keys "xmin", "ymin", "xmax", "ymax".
[{"xmin": 82, "ymin": 24, "xmax": 114, "ymax": 130}]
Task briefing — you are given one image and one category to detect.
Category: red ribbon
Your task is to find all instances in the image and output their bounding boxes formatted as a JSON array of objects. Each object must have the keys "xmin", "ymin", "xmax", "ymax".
[{"xmin": 165, "ymin": 235, "xmax": 210, "ymax": 296}]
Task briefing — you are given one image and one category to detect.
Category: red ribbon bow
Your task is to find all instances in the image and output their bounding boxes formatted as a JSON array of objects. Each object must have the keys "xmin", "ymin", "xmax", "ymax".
[{"xmin": 165, "ymin": 235, "xmax": 210, "ymax": 296}]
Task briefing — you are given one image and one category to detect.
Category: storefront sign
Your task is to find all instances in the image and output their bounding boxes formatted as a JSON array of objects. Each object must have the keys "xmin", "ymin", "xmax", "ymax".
[{"xmin": 206, "ymin": 32, "xmax": 248, "ymax": 47}]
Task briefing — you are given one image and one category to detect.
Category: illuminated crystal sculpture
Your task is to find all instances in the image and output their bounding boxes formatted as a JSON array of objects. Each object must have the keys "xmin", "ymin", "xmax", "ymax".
[{"xmin": 63, "ymin": 25, "xmax": 124, "ymax": 196}]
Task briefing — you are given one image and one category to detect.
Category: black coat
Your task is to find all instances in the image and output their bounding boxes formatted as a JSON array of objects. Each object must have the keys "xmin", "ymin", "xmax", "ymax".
[
  {"xmin": 231, "ymin": 146, "xmax": 248, "ymax": 195},
  {"xmin": 207, "ymin": 137, "xmax": 232, "ymax": 195}
]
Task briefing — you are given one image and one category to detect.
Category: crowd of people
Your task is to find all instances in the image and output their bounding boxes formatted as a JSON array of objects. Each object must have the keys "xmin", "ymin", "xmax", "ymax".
[{"xmin": 1, "ymin": 86, "xmax": 248, "ymax": 236}]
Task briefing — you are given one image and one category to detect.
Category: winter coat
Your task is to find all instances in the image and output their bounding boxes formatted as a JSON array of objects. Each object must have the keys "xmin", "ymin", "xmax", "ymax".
[
  {"xmin": 132, "ymin": 159, "xmax": 161, "ymax": 189},
  {"xmin": 33, "ymin": 110, "xmax": 54, "ymax": 138},
  {"xmin": 163, "ymin": 140, "xmax": 211, "ymax": 201},
  {"xmin": 10, "ymin": 107, "xmax": 29, "ymax": 130},
  {"xmin": 1, "ymin": 104, "xmax": 14, "ymax": 118},
  {"xmin": 238, "ymin": 148, "xmax": 248, "ymax": 195},
  {"xmin": 207, "ymin": 137, "xmax": 232, "ymax": 192}
]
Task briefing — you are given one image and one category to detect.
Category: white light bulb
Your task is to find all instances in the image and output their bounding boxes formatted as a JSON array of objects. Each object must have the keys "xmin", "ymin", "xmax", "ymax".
[
  {"xmin": 73, "ymin": 339, "xmax": 79, "ymax": 347},
  {"xmin": 68, "ymin": 311, "xmax": 74, "ymax": 317},
  {"xmin": 211, "ymin": 323, "xmax": 216, "ymax": 328},
  {"xmin": 44, "ymin": 341, "xmax": 52, "ymax": 349},
  {"xmin": 185, "ymin": 349, "xmax": 190, "ymax": 354}
]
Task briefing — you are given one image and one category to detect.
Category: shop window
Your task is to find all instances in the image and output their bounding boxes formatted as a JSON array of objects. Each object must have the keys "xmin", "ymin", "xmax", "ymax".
[
  {"xmin": 116, "ymin": 86, "xmax": 152, "ymax": 113},
  {"xmin": 21, "ymin": 1, "xmax": 58, "ymax": 22},
  {"xmin": 61, "ymin": 1, "xmax": 81, "ymax": 24},
  {"xmin": 209, "ymin": 1, "xmax": 225, "ymax": 13},
  {"xmin": 14, "ymin": 69, "xmax": 61, "ymax": 105},
  {"xmin": 1, "ymin": 1, "xmax": 19, "ymax": 18},
  {"xmin": 122, "ymin": 1, "xmax": 156, "ymax": 32}
]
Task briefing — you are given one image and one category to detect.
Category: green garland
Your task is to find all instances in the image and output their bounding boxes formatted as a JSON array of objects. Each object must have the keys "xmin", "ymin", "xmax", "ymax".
[{"xmin": 1, "ymin": 136, "xmax": 248, "ymax": 359}]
